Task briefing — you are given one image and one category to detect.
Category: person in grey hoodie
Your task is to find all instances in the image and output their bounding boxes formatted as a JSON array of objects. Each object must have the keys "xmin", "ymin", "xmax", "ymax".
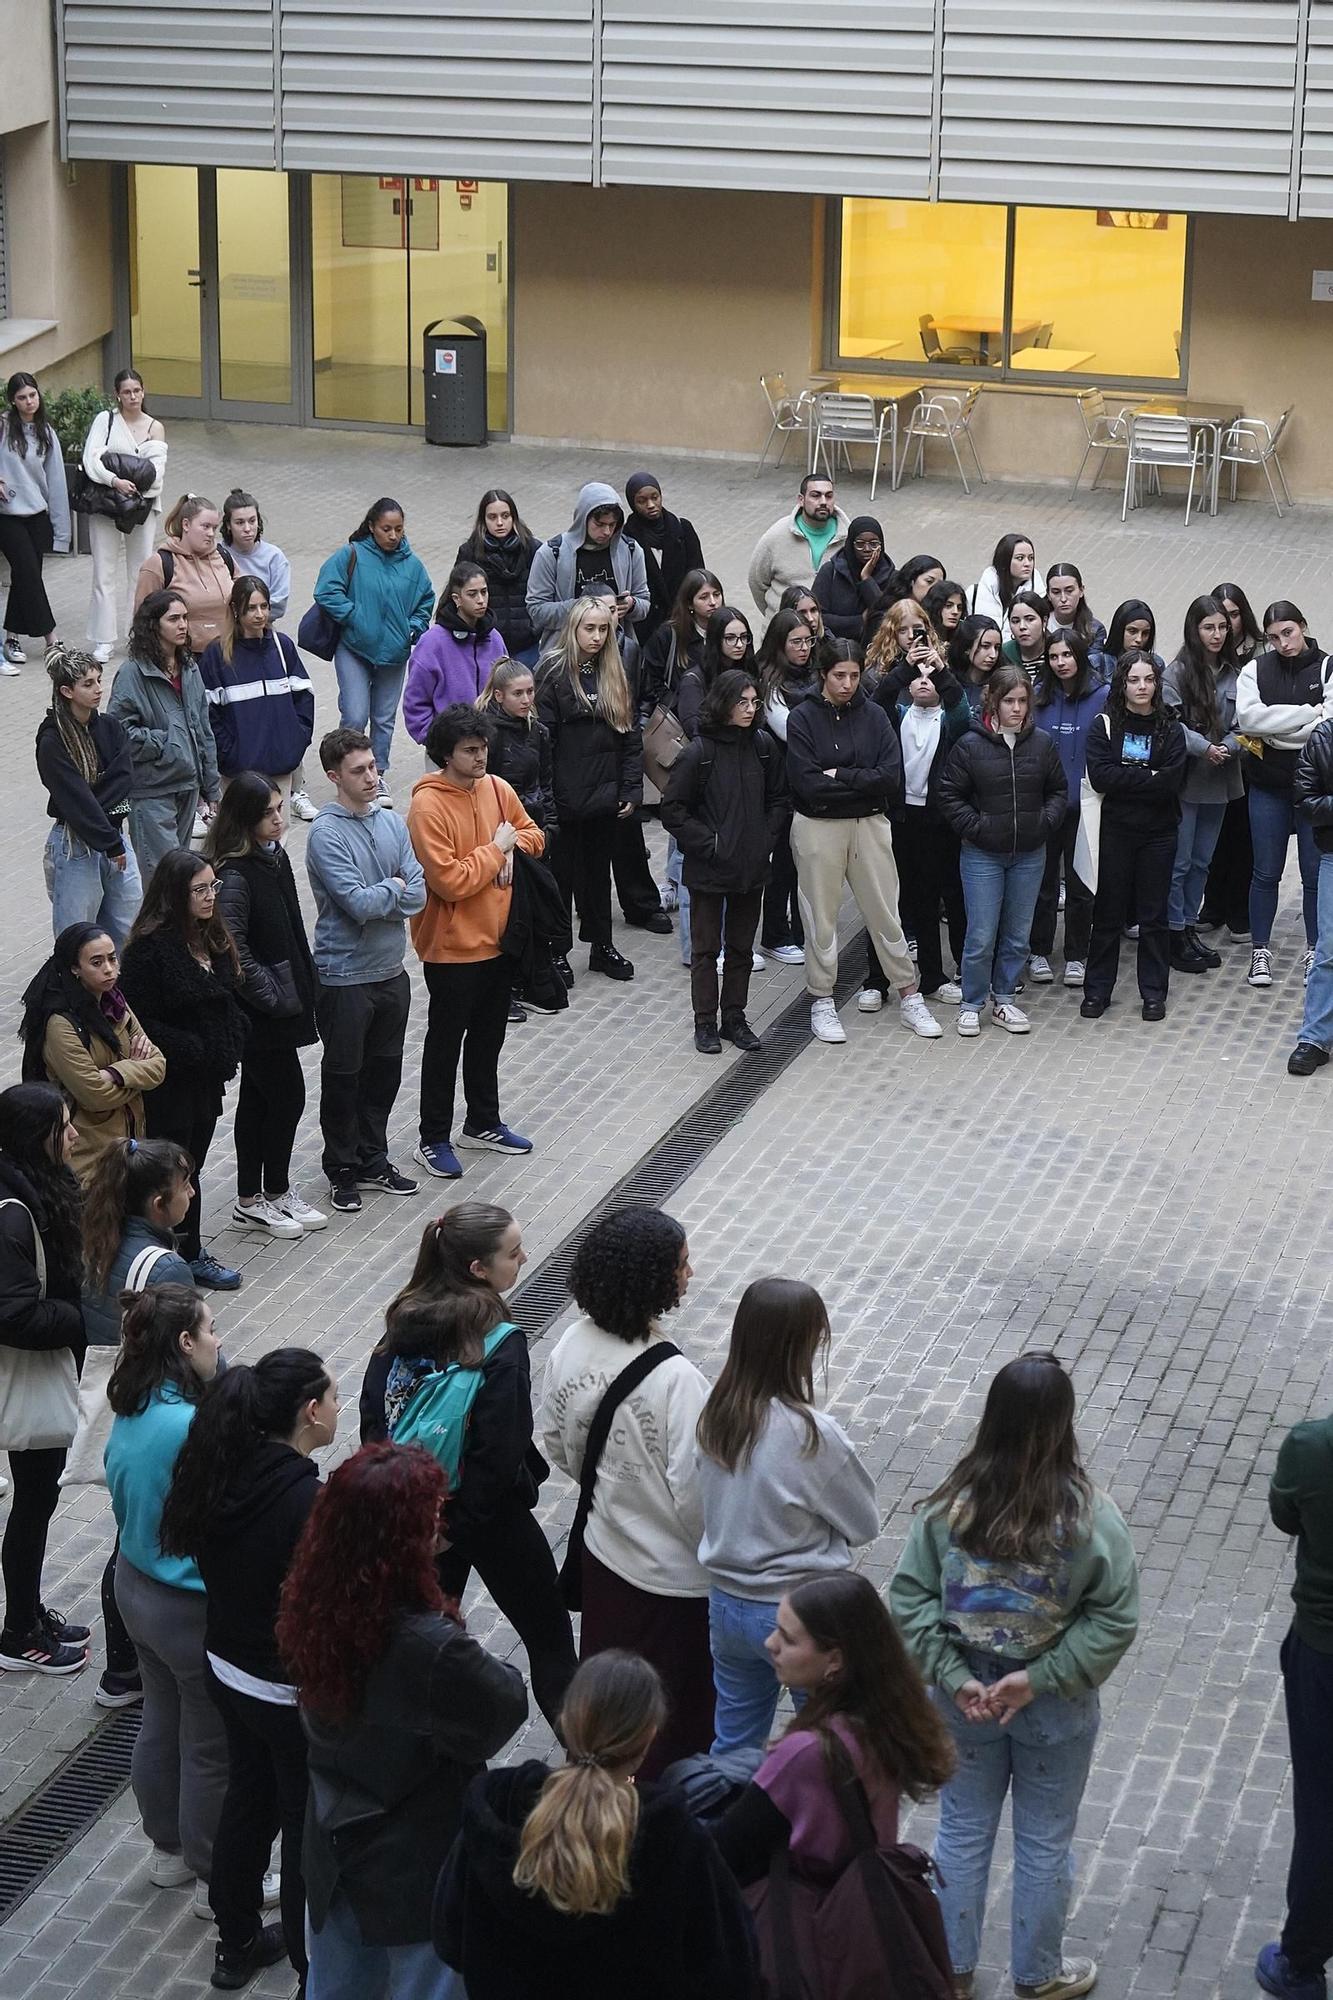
[
  {"xmin": 525, "ymin": 482, "xmax": 650, "ymax": 646},
  {"xmin": 305, "ymin": 728, "xmax": 426, "ymax": 1216}
]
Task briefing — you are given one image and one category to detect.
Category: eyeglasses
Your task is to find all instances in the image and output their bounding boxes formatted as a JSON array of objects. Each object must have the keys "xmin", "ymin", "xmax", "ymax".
[
  {"xmin": 736, "ymin": 695, "xmax": 760, "ymax": 708},
  {"xmin": 191, "ymin": 881, "xmax": 219, "ymax": 899}
]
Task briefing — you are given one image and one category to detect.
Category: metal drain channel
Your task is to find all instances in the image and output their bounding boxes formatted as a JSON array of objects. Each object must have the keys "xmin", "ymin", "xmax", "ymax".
[{"xmin": 0, "ymin": 936, "xmax": 866, "ymax": 1925}]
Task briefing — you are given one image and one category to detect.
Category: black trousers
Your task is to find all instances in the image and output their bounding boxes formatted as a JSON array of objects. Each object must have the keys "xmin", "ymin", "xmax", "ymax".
[
  {"xmin": 315, "ymin": 971, "xmax": 410, "ymax": 1181},
  {"xmin": 0, "ymin": 510, "xmax": 55, "ymax": 637},
  {"xmin": 551, "ymin": 816, "xmax": 616, "ymax": 948},
  {"xmin": 1086, "ymin": 822, "xmax": 1175, "ymax": 1004},
  {"xmin": 438, "ymin": 1499, "xmax": 577, "ymax": 1735},
  {"xmin": 870, "ymin": 806, "xmax": 965, "ymax": 996},
  {"xmin": 1280, "ymin": 1627, "xmax": 1333, "ymax": 1977},
  {"xmin": 1031, "ymin": 805, "xmax": 1095, "ymax": 961},
  {"xmin": 101, "ymin": 1539, "xmax": 137, "ymax": 1676},
  {"xmin": 1, "ymin": 1445, "xmax": 65, "ymax": 1638},
  {"xmin": 205, "ymin": 1667, "xmax": 309, "ymax": 1976},
  {"xmin": 690, "ymin": 886, "xmax": 764, "ymax": 1021},
  {"xmin": 611, "ymin": 813, "xmax": 662, "ymax": 922},
  {"xmin": 233, "ymin": 1048, "xmax": 306, "ymax": 1199},
  {"xmin": 145, "ymin": 1078, "xmax": 222, "ymax": 1264},
  {"xmin": 1201, "ymin": 787, "xmax": 1255, "ymax": 931},
  {"xmin": 419, "ymin": 956, "xmax": 510, "ymax": 1143},
  {"xmin": 761, "ymin": 814, "xmax": 803, "ymax": 948}
]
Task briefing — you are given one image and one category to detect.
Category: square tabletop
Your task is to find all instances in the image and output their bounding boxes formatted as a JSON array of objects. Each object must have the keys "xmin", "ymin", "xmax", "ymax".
[
  {"xmin": 1136, "ymin": 399, "xmax": 1241, "ymax": 424},
  {"xmin": 933, "ymin": 314, "xmax": 1041, "ymax": 340},
  {"xmin": 1009, "ymin": 346, "xmax": 1096, "ymax": 372},
  {"xmin": 811, "ymin": 375, "xmax": 934, "ymax": 402}
]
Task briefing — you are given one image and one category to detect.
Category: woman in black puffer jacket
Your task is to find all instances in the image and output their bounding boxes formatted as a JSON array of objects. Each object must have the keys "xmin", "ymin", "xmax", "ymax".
[
  {"xmin": 119, "ymin": 849, "xmax": 248, "ymax": 1289},
  {"xmin": 938, "ymin": 664, "xmax": 1066, "ymax": 1039},
  {"xmin": 662, "ymin": 668, "xmax": 787, "ymax": 1056},
  {"xmin": 456, "ymin": 489, "xmax": 541, "ymax": 663},
  {"xmin": 479, "ymin": 659, "xmax": 557, "ymax": 839},
  {"xmin": 206, "ymin": 774, "xmax": 322, "ymax": 1242}
]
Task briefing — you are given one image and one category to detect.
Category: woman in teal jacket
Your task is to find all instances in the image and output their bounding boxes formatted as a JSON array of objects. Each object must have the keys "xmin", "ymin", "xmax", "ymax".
[{"xmin": 312, "ymin": 497, "xmax": 433, "ymax": 803}]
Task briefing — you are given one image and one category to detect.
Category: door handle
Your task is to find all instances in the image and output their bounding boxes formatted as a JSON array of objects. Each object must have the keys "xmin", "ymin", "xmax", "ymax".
[{"xmin": 187, "ymin": 268, "xmax": 205, "ymax": 291}]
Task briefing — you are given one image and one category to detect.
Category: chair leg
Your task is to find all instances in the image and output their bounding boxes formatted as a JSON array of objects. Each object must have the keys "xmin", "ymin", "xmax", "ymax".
[
  {"xmin": 1262, "ymin": 456, "xmax": 1285, "ymax": 517},
  {"xmin": 965, "ymin": 427, "xmax": 987, "ymax": 485},
  {"xmin": 1070, "ymin": 441, "xmax": 1093, "ymax": 499},
  {"xmin": 1184, "ymin": 449, "xmax": 1199, "ymax": 526},
  {"xmin": 756, "ymin": 419, "xmax": 779, "ymax": 475},
  {"xmin": 1275, "ymin": 451, "xmax": 1293, "ymax": 507},
  {"xmin": 1121, "ymin": 451, "xmax": 1134, "ymax": 523},
  {"xmin": 948, "ymin": 429, "xmax": 971, "ymax": 497}
]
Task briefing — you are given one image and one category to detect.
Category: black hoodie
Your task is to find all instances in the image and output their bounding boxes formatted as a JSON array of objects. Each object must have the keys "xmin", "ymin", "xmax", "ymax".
[
  {"xmin": 435, "ymin": 1762, "xmax": 758, "ymax": 2000},
  {"xmin": 36, "ymin": 709, "xmax": 134, "ymax": 858},
  {"xmin": 194, "ymin": 1439, "xmax": 320, "ymax": 1682}
]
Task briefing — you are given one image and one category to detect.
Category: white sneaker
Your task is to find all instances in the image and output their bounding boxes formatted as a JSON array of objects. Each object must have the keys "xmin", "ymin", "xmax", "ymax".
[
  {"xmin": 1063, "ymin": 959, "xmax": 1086, "ymax": 988},
  {"xmin": 272, "ymin": 1187, "xmax": 328, "ymax": 1231},
  {"xmin": 810, "ymin": 998, "xmax": 846, "ymax": 1043},
  {"xmin": 1303, "ymin": 946, "xmax": 1317, "ymax": 983},
  {"xmin": 930, "ymin": 980, "xmax": 963, "ymax": 1003},
  {"xmin": 856, "ymin": 987, "xmax": 884, "ymax": 1013},
  {"xmin": 899, "ymin": 992, "xmax": 943, "ymax": 1039},
  {"xmin": 751, "ymin": 951, "xmax": 765, "ymax": 972},
  {"xmin": 0, "ymin": 1471, "xmax": 8, "ymax": 1498},
  {"xmin": 957, "ymin": 1008, "xmax": 982, "ymax": 1037},
  {"xmin": 659, "ymin": 881, "xmax": 679, "ymax": 912},
  {"xmin": 91, "ymin": 643, "xmax": 114, "ymax": 665},
  {"xmin": 192, "ymin": 812, "xmax": 208, "ymax": 842},
  {"xmin": 0, "ymin": 657, "xmax": 19, "ymax": 678},
  {"xmin": 1123, "ymin": 924, "xmax": 1140, "ymax": 941},
  {"xmin": 289, "ymin": 788, "xmax": 319, "ymax": 823},
  {"xmin": 906, "ymin": 936, "xmax": 918, "ymax": 961},
  {"xmin": 150, "ymin": 1847, "xmax": 194, "ymax": 1888},
  {"xmin": 232, "ymin": 1195, "xmax": 303, "ymax": 1240},
  {"xmin": 2, "ymin": 637, "xmax": 24, "ymax": 667},
  {"xmin": 764, "ymin": 943, "xmax": 805, "ymax": 965},
  {"xmin": 193, "ymin": 1871, "xmax": 279, "ymax": 1921},
  {"xmin": 1057, "ymin": 883, "xmax": 1066, "ymax": 913},
  {"xmin": 1248, "ymin": 946, "xmax": 1274, "ymax": 988},
  {"xmin": 992, "ymin": 1001, "xmax": 1031, "ymax": 1034},
  {"xmin": 1028, "ymin": 955, "xmax": 1054, "ymax": 983}
]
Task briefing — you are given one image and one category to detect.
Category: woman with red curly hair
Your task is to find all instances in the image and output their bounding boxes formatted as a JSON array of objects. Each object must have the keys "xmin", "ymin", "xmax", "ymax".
[{"xmin": 278, "ymin": 1441, "xmax": 527, "ymax": 2000}]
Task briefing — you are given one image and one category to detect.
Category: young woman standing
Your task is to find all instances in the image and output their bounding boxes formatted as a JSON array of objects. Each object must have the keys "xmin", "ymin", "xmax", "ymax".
[
  {"xmin": 0, "ymin": 373, "xmax": 69, "ymax": 668},
  {"xmin": 864, "ymin": 596, "xmax": 943, "ymax": 687},
  {"xmin": 1213, "ymin": 580, "xmax": 1263, "ymax": 664},
  {"xmin": 1236, "ymin": 601, "xmax": 1333, "ymax": 989},
  {"xmin": 972, "ymin": 532, "xmax": 1045, "ymax": 639},
  {"xmin": 662, "ymin": 668, "xmax": 785, "ymax": 1053},
  {"xmin": 278, "ymin": 1441, "xmax": 527, "ymax": 1999},
  {"xmin": 37, "ymin": 646, "xmax": 142, "ymax": 947},
  {"xmin": 313, "ymin": 497, "xmax": 434, "ymax": 800},
  {"xmin": 696, "ymin": 1278, "xmax": 878, "ymax": 1754},
  {"xmin": 1030, "ymin": 630, "xmax": 1109, "ymax": 987},
  {"xmin": 758, "ymin": 610, "xmax": 817, "ymax": 964},
  {"xmin": 108, "ymin": 588, "xmax": 221, "ymax": 881},
  {"xmin": 1002, "ymin": 590, "xmax": 1053, "ymax": 675},
  {"xmin": 923, "ymin": 577, "xmax": 969, "ymax": 640},
  {"xmin": 1104, "ymin": 599, "xmax": 1162, "ymax": 668},
  {"xmin": 638, "ymin": 568, "xmax": 724, "ymax": 724},
  {"xmin": 160, "ymin": 1348, "xmax": 338, "ymax": 1990},
  {"xmin": 620, "ymin": 470, "xmax": 706, "ymax": 643},
  {"xmin": 436, "ymin": 1651, "xmax": 755, "ymax": 1999},
  {"xmin": 891, "ymin": 1352, "xmax": 1139, "ymax": 2000},
  {"xmin": 0, "ymin": 1085, "xmax": 89, "ymax": 1676},
  {"xmin": 1081, "ymin": 652, "xmax": 1188, "ymax": 1021},
  {"xmin": 403, "ymin": 563, "xmax": 510, "ymax": 741},
  {"xmin": 456, "ymin": 488, "xmax": 541, "ymax": 663},
  {"xmin": 1045, "ymin": 562, "xmax": 1110, "ymax": 672},
  {"xmin": 811, "ymin": 514, "xmax": 894, "ymax": 644},
  {"xmin": 537, "ymin": 596, "xmax": 643, "ymax": 981},
  {"xmin": 1162, "ymin": 596, "xmax": 1243, "ymax": 974},
  {"xmin": 83, "ymin": 369, "xmax": 167, "ymax": 664},
  {"xmin": 119, "ymin": 850, "xmax": 248, "ymax": 1290},
  {"xmin": 197, "ymin": 577, "xmax": 314, "ymax": 800},
  {"xmin": 948, "ymin": 613, "xmax": 1003, "ymax": 718},
  {"xmin": 938, "ymin": 666, "xmax": 1067, "ymax": 1038},
  {"xmin": 777, "ymin": 584, "xmax": 837, "ymax": 674},
  {"xmin": 134, "ymin": 494, "xmax": 236, "ymax": 656},
  {"xmin": 478, "ymin": 657, "xmax": 556, "ymax": 837},
  {"xmin": 206, "ymin": 775, "xmax": 324, "ymax": 1241},
  {"xmin": 19, "ymin": 923, "xmax": 164, "ymax": 1183},
  {"xmin": 220, "ymin": 489, "xmax": 291, "ymax": 620},
  {"xmin": 540, "ymin": 1207, "xmax": 714, "ymax": 1777}
]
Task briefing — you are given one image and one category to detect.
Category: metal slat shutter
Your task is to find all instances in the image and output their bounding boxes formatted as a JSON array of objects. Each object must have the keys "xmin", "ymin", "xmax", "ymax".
[
  {"xmin": 0, "ymin": 147, "xmax": 8, "ymax": 321},
  {"xmin": 1300, "ymin": 3, "xmax": 1333, "ymax": 214},
  {"xmin": 62, "ymin": 0, "xmax": 278, "ymax": 165}
]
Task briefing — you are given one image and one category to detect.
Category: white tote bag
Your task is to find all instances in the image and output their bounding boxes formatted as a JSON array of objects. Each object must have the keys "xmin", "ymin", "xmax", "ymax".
[
  {"xmin": 0, "ymin": 1200, "xmax": 79, "ymax": 1453},
  {"xmin": 1071, "ymin": 715, "xmax": 1110, "ymax": 896},
  {"xmin": 61, "ymin": 1242, "xmax": 177, "ymax": 1487}
]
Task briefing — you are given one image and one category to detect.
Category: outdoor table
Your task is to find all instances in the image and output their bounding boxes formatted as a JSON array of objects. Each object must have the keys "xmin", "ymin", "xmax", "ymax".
[
  {"xmin": 806, "ymin": 377, "xmax": 936, "ymax": 485},
  {"xmin": 1009, "ymin": 346, "xmax": 1095, "ymax": 372},
  {"xmin": 932, "ymin": 314, "xmax": 1040, "ymax": 361}
]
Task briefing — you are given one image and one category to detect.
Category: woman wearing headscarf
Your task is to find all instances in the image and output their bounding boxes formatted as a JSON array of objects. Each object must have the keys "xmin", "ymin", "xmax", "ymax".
[
  {"xmin": 812, "ymin": 515, "xmax": 895, "ymax": 644},
  {"xmin": 619, "ymin": 472, "xmax": 705, "ymax": 644}
]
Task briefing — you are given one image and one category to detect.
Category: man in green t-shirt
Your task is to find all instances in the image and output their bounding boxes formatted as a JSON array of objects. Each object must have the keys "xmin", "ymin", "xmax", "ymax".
[{"xmin": 747, "ymin": 473, "xmax": 849, "ymax": 621}]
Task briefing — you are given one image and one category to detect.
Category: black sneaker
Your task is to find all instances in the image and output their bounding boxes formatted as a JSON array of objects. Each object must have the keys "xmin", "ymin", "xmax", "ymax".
[
  {"xmin": 211, "ymin": 1922, "xmax": 288, "ymax": 1991},
  {"xmin": 589, "ymin": 943, "xmax": 635, "ymax": 981},
  {"xmin": 625, "ymin": 909, "xmax": 672, "ymax": 935},
  {"xmin": 694, "ymin": 1019, "xmax": 722, "ymax": 1054},
  {"xmin": 39, "ymin": 1605, "xmax": 91, "ymax": 1647},
  {"xmin": 356, "ymin": 1165, "xmax": 419, "ymax": 1196},
  {"xmin": 507, "ymin": 996, "xmax": 527, "ymax": 1024},
  {"xmin": 190, "ymin": 1254, "xmax": 242, "ymax": 1292},
  {"xmin": 329, "ymin": 1173, "xmax": 361, "ymax": 1213},
  {"xmin": 552, "ymin": 955, "xmax": 575, "ymax": 989},
  {"xmin": 0, "ymin": 1626, "xmax": 88, "ymax": 1676},
  {"xmin": 95, "ymin": 1667, "xmax": 144, "ymax": 1709},
  {"xmin": 1079, "ymin": 996, "xmax": 1107, "ymax": 1018},
  {"xmin": 1184, "ymin": 926, "xmax": 1222, "ymax": 969},
  {"xmin": 721, "ymin": 1013, "xmax": 763, "ymax": 1053},
  {"xmin": 1288, "ymin": 1042, "xmax": 1330, "ymax": 1076}
]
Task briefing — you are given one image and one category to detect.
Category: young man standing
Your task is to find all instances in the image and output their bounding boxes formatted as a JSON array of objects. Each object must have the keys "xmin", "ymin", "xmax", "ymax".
[
  {"xmin": 524, "ymin": 480, "xmax": 650, "ymax": 644},
  {"xmin": 747, "ymin": 473, "xmax": 851, "ymax": 621},
  {"xmin": 305, "ymin": 727, "xmax": 426, "ymax": 1213},
  {"xmin": 407, "ymin": 704, "xmax": 545, "ymax": 1180}
]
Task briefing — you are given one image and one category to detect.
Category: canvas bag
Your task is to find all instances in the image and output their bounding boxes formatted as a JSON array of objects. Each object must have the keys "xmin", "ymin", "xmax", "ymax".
[
  {"xmin": 1072, "ymin": 712, "xmax": 1110, "ymax": 896},
  {"xmin": 297, "ymin": 545, "xmax": 357, "ymax": 660},
  {"xmin": 389, "ymin": 1322, "xmax": 517, "ymax": 1489},
  {"xmin": 0, "ymin": 1200, "xmax": 79, "ymax": 1453},
  {"xmin": 61, "ymin": 1242, "xmax": 176, "ymax": 1488}
]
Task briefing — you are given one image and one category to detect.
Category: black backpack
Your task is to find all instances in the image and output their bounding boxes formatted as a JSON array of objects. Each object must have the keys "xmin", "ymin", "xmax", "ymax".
[{"xmin": 158, "ymin": 545, "xmax": 235, "ymax": 591}]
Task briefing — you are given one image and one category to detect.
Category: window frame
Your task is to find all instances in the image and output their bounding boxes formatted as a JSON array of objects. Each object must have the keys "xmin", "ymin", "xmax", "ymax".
[{"xmin": 822, "ymin": 197, "xmax": 1193, "ymax": 395}]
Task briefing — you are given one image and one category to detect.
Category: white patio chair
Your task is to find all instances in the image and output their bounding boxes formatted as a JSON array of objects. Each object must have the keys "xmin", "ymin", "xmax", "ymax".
[
  {"xmin": 809, "ymin": 393, "xmax": 895, "ymax": 499},
  {"xmin": 1218, "ymin": 407, "xmax": 1293, "ymax": 516},
  {"xmin": 1069, "ymin": 389, "xmax": 1130, "ymax": 499},
  {"xmin": 757, "ymin": 373, "xmax": 815, "ymax": 476},
  {"xmin": 1121, "ymin": 413, "xmax": 1207, "ymax": 524},
  {"xmin": 896, "ymin": 386, "xmax": 987, "ymax": 495}
]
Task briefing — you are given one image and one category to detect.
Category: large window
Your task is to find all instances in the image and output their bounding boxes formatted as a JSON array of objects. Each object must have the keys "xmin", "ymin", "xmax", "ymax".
[{"xmin": 833, "ymin": 199, "xmax": 1187, "ymax": 387}]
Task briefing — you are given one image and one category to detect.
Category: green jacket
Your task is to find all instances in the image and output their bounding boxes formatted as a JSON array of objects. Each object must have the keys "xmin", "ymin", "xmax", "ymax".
[
  {"xmin": 889, "ymin": 1488, "xmax": 1139, "ymax": 1699},
  {"xmin": 1270, "ymin": 1416, "xmax": 1333, "ymax": 1652}
]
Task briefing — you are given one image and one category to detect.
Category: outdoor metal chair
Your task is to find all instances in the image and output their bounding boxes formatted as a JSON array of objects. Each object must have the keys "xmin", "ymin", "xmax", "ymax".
[
  {"xmin": 757, "ymin": 372, "xmax": 815, "ymax": 476},
  {"xmin": 1218, "ymin": 407, "xmax": 1293, "ymax": 516},
  {"xmin": 1121, "ymin": 412, "xmax": 1207, "ymax": 523},
  {"xmin": 896, "ymin": 385, "xmax": 987, "ymax": 494},
  {"xmin": 810, "ymin": 393, "xmax": 895, "ymax": 499},
  {"xmin": 1070, "ymin": 389, "xmax": 1130, "ymax": 499}
]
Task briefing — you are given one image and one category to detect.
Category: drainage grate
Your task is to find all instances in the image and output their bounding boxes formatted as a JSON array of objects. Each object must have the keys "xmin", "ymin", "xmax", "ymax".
[
  {"xmin": 509, "ymin": 936, "xmax": 868, "ymax": 1341},
  {"xmin": 0, "ymin": 1704, "xmax": 140, "ymax": 1924}
]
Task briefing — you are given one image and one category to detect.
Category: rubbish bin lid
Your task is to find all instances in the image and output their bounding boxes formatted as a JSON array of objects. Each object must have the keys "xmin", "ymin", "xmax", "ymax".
[{"xmin": 423, "ymin": 316, "xmax": 486, "ymax": 341}]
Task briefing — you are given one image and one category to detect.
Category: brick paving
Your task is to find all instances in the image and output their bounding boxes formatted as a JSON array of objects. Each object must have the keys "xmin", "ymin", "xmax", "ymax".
[{"xmin": 0, "ymin": 423, "xmax": 1330, "ymax": 1997}]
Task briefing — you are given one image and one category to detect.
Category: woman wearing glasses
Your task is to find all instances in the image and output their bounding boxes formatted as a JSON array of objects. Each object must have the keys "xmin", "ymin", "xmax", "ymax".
[{"xmin": 119, "ymin": 851, "xmax": 249, "ymax": 1291}]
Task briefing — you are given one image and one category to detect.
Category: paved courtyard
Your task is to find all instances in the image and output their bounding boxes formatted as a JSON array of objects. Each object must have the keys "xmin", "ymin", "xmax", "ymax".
[{"xmin": 0, "ymin": 421, "xmax": 1330, "ymax": 1999}]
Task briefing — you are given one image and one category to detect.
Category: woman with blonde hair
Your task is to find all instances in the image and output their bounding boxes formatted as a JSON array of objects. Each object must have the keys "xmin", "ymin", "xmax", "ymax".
[
  {"xmin": 864, "ymin": 596, "xmax": 942, "ymax": 685},
  {"xmin": 133, "ymin": 494, "xmax": 235, "ymax": 655},
  {"xmin": 436, "ymin": 1651, "xmax": 756, "ymax": 1998},
  {"xmin": 536, "ymin": 596, "xmax": 643, "ymax": 981}
]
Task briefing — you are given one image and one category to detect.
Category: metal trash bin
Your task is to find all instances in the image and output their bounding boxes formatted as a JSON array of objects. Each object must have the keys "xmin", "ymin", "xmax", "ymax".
[{"xmin": 422, "ymin": 316, "xmax": 488, "ymax": 446}]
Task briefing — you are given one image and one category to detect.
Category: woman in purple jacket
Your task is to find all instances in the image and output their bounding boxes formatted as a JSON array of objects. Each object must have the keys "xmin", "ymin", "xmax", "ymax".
[{"xmin": 403, "ymin": 564, "xmax": 509, "ymax": 743}]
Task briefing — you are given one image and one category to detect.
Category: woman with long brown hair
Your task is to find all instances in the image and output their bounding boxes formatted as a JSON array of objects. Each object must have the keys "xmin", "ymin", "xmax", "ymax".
[
  {"xmin": 279, "ymin": 1441, "xmax": 526, "ymax": 2000},
  {"xmin": 891, "ymin": 1352, "xmax": 1139, "ymax": 2000}
]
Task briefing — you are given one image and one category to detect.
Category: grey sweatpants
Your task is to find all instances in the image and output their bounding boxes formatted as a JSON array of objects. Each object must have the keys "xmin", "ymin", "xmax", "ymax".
[
  {"xmin": 114, "ymin": 1553, "xmax": 229, "ymax": 1879},
  {"xmin": 128, "ymin": 792, "xmax": 200, "ymax": 884}
]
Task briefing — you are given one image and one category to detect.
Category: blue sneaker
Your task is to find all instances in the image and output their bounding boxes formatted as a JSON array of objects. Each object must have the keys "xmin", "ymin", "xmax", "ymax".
[
  {"xmin": 458, "ymin": 1123, "xmax": 533, "ymax": 1155},
  {"xmin": 413, "ymin": 1140, "xmax": 463, "ymax": 1180},
  {"xmin": 1256, "ymin": 1944, "xmax": 1327, "ymax": 2000},
  {"xmin": 190, "ymin": 1253, "xmax": 242, "ymax": 1291}
]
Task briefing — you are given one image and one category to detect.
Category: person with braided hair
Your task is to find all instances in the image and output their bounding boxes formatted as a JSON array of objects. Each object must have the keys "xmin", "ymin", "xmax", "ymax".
[{"xmin": 35, "ymin": 645, "xmax": 142, "ymax": 948}]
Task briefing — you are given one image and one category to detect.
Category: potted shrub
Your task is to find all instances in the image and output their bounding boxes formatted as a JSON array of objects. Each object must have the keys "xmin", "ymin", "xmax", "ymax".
[{"xmin": 45, "ymin": 386, "xmax": 114, "ymax": 557}]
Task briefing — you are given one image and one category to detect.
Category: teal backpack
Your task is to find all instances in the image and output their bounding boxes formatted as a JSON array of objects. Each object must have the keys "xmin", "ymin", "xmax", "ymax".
[{"xmin": 389, "ymin": 1322, "xmax": 516, "ymax": 1488}]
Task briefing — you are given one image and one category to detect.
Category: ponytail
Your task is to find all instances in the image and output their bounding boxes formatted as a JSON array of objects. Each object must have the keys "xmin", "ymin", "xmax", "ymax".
[
  {"xmin": 82, "ymin": 1138, "xmax": 194, "ymax": 1294},
  {"xmin": 160, "ymin": 1347, "xmax": 330, "ymax": 1558},
  {"xmin": 512, "ymin": 1653, "xmax": 665, "ymax": 1917}
]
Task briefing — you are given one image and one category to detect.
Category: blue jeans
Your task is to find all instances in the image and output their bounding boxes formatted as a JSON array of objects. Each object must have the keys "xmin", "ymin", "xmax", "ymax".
[
  {"xmin": 43, "ymin": 824, "xmax": 143, "ymax": 949},
  {"xmin": 934, "ymin": 1656, "xmax": 1100, "ymax": 1987},
  {"xmin": 1298, "ymin": 851, "xmax": 1333, "ymax": 1048},
  {"xmin": 334, "ymin": 642, "xmax": 407, "ymax": 781},
  {"xmin": 709, "ymin": 1589, "xmax": 782, "ymax": 1755},
  {"xmin": 307, "ymin": 1894, "xmax": 464, "ymax": 2000},
  {"xmin": 665, "ymin": 837, "xmax": 693, "ymax": 963},
  {"xmin": 1168, "ymin": 799, "xmax": 1226, "ymax": 929},
  {"xmin": 958, "ymin": 844, "xmax": 1046, "ymax": 1010},
  {"xmin": 1249, "ymin": 784, "xmax": 1320, "ymax": 948}
]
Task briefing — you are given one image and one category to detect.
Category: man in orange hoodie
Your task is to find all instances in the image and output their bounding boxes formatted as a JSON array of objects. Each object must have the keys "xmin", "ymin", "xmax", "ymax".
[{"xmin": 407, "ymin": 703, "xmax": 546, "ymax": 1180}]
